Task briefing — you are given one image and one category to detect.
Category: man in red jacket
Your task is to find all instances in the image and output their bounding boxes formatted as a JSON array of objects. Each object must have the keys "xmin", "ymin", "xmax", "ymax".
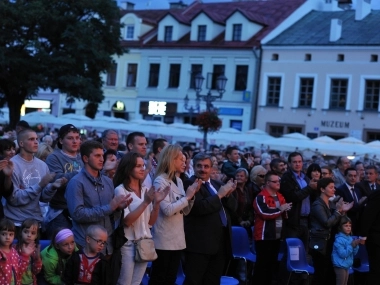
[{"xmin": 253, "ymin": 171, "xmax": 292, "ymax": 285}]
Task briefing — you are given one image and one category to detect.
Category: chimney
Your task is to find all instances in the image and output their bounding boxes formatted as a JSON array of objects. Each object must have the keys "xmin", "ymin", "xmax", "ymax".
[
  {"xmin": 355, "ymin": 0, "xmax": 371, "ymax": 20},
  {"xmin": 121, "ymin": 1, "xmax": 135, "ymax": 10},
  {"xmin": 170, "ymin": 1, "xmax": 188, "ymax": 9},
  {"xmin": 329, "ymin": 19, "xmax": 342, "ymax": 42},
  {"xmin": 323, "ymin": 0, "xmax": 340, "ymax": 11}
]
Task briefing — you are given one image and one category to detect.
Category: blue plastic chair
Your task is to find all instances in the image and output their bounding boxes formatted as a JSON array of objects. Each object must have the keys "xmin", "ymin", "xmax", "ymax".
[
  {"xmin": 221, "ymin": 276, "xmax": 240, "ymax": 284},
  {"xmin": 353, "ymin": 244, "xmax": 369, "ymax": 273},
  {"xmin": 231, "ymin": 226, "xmax": 256, "ymax": 283},
  {"xmin": 285, "ymin": 238, "xmax": 314, "ymax": 285}
]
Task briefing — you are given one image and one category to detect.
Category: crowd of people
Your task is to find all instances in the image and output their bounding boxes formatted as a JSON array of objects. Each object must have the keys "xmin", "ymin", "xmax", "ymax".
[{"xmin": 0, "ymin": 119, "xmax": 379, "ymax": 285}]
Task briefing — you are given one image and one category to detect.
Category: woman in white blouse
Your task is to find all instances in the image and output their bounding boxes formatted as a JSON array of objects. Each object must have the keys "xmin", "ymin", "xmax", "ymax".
[
  {"xmin": 113, "ymin": 151, "xmax": 169, "ymax": 285},
  {"xmin": 149, "ymin": 145, "xmax": 201, "ymax": 285}
]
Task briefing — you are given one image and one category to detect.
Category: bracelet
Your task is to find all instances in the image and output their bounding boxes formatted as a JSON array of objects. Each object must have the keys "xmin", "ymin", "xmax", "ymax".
[{"xmin": 335, "ymin": 210, "xmax": 343, "ymax": 216}]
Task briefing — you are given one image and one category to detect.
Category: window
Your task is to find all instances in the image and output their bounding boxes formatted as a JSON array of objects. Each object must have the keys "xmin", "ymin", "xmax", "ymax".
[
  {"xmin": 125, "ymin": 25, "xmax": 134, "ymax": 40},
  {"xmin": 164, "ymin": 26, "xmax": 173, "ymax": 42},
  {"xmin": 337, "ymin": 54, "xmax": 344, "ymax": 62},
  {"xmin": 298, "ymin": 78, "xmax": 314, "ymax": 107},
  {"xmin": 305, "ymin": 54, "xmax": 312, "ymax": 61},
  {"xmin": 367, "ymin": 131, "xmax": 380, "ymax": 142},
  {"xmin": 232, "ymin": 24, "xmax": 242, "ymax": 41},
  {"xmin": 269, "ymin": 125, "xmax": 284, "ymax": 138},
  {"xmin": 198, "ymin": 25, "xmax": 206, "ymax": 42},
  {"xmin": 148, "ymin": 64, "xmax": 160, "ymax": 87},
  {"xmin": 211, "ymin": 65, "xmax": 225, "ymax": 90},
  {"xmin": 106, "ymin": 63, "xmax": 117, "ymax": 86},
  {"xmin": 364, "ymin": 80, "xmax": 380, "ymax": 110},
  {"xmin": 230, "ymin": 120, "xmax": 242, "ymax": 131},
  {"xmin": 266, "ymin": 77, "xmax": 281, "ymax": 106},
  {"xmin": 329, "ymin": 79, "xmax": 348, "ymax": 109},
  {"xmin": 272, "ymin": 54, "xmax": 279, "ymax": 61},
  {"xmin": 371, "ymin": 54, "xmax": 378, "ymax": 62},
  {"xmin": 190, "ymin": 64, "xmax": 202, "ymax": 89},
  {"xmin": 288, "ymin": 126, "xmax": 303, "ymax": 134},
  {"xmin": 126, "ymin": 64, "xmax": 137, "ymax": 87},
  {"xmin": 168, "ymin": 64, "xmax": 181, "ymax": 88},
  {"xmin": 234, "ymin": 65, "xmax": 248, "ymax": 91}
]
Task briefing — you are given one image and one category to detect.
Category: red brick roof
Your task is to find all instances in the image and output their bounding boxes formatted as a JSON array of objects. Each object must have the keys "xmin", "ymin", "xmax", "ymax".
[{"xmin": 120, "ymin": 0, "xmax": 305, "ymax": 50}]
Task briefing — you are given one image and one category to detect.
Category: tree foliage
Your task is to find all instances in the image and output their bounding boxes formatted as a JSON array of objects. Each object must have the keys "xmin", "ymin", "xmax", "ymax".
[{"xmin": 0, "ymin": 0, "xmax": 123, "ymax": 127}]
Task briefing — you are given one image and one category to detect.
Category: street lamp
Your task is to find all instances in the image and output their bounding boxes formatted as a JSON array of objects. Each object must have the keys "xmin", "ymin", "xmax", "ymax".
[
  {"xmin": 184, "ymin": 73, "xmax": 227, "ymax": 150},
  {"xmin": 184, "ymin": 94, "xmax": 200, "ymax": 124},
  {"xmin": 193, "ymin": 73, "xmax": 227, "ymax": 112}
]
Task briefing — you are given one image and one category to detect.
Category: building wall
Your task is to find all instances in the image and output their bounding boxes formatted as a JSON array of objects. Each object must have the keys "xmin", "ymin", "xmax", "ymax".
[
  {"xmin": 135, "ymin": 48, "xmax": 257, "ymax": 131},
  {"xmin": 256, "ymin": 46, "xmax": 380, "ymax": 140}
]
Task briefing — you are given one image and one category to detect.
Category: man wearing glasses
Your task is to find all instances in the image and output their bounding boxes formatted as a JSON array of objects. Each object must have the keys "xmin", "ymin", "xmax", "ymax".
[{"xmin": 253, "ymin": 171, "xmax": 292, "ymax": 284}]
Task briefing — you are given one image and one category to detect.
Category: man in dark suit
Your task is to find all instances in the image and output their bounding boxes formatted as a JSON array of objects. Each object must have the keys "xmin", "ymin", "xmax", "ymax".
[
  {"xmin": 356, "ymin": 165, "xmax": 380, "ymax": 197},
  {"xmin": 336, "ymin": 167, "xmax": 365, "ymax": 235},
  {"xmin": 359, "ymin": 189, "xmax": 380, "ymax": 283},
  {"xmin": 183, "ymin": 152, "xmax": 237, "ymax": 285}
]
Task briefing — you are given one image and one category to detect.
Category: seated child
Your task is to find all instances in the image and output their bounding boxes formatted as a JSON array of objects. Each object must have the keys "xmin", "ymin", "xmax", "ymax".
[
  {"xmin": 41, "ymin": 228, "xmax": 76, "ymax": 285},
  {"xmin": 64, "ymin": 225, "xmax": 110, "ymax": 285},
  {"xmin": 0, "ymin": 218, "xmax": 36, "ymax": 285}
]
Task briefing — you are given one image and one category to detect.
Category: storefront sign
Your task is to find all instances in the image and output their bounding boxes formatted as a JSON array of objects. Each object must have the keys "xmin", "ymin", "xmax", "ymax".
[{"xmin": 321, "ymin": 121, "xmax": 349, "ymax": 128}]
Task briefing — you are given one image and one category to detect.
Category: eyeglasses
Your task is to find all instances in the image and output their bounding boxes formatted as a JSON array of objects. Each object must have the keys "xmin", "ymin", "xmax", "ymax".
[
  {"xmin": 268, "ymin": 180, "xmax": 281, "ymax": 184},
  {"xmin": 257, "ymin": 174, "xmax": 266, "ymax": 178},
  {"xmin": 88, "ymin": 236, "xmax": 108, "ymax": 247}
]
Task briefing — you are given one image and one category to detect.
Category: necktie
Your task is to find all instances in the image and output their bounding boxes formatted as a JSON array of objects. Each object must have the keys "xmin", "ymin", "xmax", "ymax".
[
  {"xmin": 371, "ymin": 184, "xmax": 375, "ymax": 191},
  {"xmin": 205, "ymin": 182, "xmax": 227, "ymax": 226},
  {"xmin": 350, "ymin": 187, "xmax": 358, "ymax": 203}
]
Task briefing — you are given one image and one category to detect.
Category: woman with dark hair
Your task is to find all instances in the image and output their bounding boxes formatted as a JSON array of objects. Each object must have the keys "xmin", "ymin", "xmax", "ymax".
[
  {"xmin": 306, "ymin": 163, "xmax": 322, "ymax": 181},
  {"xmin": 309, "ymin": 178, "xmax": 353, "ymax": 285},
  {"xmin": 0, "ymin": 139, "xmax": 14, "ymax": 219},
  {"xmin": 113, "ymin": 151, "xmax": 169, "ymax": 285}
]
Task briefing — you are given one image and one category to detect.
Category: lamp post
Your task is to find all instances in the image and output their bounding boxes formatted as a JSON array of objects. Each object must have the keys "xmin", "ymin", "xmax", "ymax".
[
  {"xmin": 184, "ymin": 73, "xmax": 227, "ymax": 150},
  {"xmin": 184, "ymin": 94, "xmax": 200, "ymax": 124}
]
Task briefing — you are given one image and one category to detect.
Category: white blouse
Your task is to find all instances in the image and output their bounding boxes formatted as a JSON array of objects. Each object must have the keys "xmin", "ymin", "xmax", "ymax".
[{"xmin": 114, "ymin": 184, "xmax": 153, "ymax": 241}]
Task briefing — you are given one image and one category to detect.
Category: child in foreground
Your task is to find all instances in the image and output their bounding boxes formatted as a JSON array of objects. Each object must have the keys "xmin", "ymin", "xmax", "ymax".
[
  {"xmin": 332, "ymin": 216, "xmax": 360, "ymax": 285},
  {"xmin": 15, "ymin": 219, "xmax": 42, "ymax": 285},
  {"xmin": 41, "ymin": 228, "xmax": 76, "ymax": 285},
  {"xmin": 64, "ymin": 225, "xmax": 110, "ymax": 285},
  {"xmin": 0, "ymin": 218, "xmax": 36, "ymax": 285}
]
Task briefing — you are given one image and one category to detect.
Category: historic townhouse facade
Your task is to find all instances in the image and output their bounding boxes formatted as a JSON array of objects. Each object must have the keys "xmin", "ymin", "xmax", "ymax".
[
  {"xmin": 257, "ymin": 0, "xmax": 380, "ymax": 141},
  {"xmin": 101, "ymin": 0, "xmax": 306, "ymax": 131}
]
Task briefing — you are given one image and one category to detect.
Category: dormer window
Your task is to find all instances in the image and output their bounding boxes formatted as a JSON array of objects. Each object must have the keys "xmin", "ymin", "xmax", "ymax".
[
  {"xmin": 125, "ymin": 25, "xmax": 134, "ymax": 40},
  {"xmin": 164, "ymin": 26, "xmax": 173, "ymax": 42},
  {"xmin": 232, "ymin": 24, "xmax": 242, "ymax": 41},
  {"xmin": 198, "ymin": 25, "xmax": 206, "ymax": 42}
]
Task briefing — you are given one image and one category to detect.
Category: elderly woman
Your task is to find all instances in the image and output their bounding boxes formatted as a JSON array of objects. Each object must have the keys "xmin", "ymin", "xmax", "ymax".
[
  {"xmin": 250, "ymin": 165, "xmax": 268, "ymax": 196},
  {"xmin": 309, "ymin": 178, "xmax": 353, "ymax": 285}
]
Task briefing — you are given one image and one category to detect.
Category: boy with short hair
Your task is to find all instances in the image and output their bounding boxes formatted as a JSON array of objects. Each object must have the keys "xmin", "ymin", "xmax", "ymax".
[{"xmin": 63, "ymin": 225, "xmax": 110, "ymax": 285}]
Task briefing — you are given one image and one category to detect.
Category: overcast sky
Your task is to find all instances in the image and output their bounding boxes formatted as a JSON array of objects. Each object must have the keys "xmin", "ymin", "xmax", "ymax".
[{"xmin": 120, "ymin": 0, "xmax": 380, "ymax": 10}]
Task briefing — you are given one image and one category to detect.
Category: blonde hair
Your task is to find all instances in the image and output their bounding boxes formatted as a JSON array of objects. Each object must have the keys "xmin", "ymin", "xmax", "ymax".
[
  {"xmin": 36, "ymin": 142, "xmax": 54, "ymax": 161},
  {"xmin": 155, "ymin": 144, "xmax": 182, "ymax": 180}
]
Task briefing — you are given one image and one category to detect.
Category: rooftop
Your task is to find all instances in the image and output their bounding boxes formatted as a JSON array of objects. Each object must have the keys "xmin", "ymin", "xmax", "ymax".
[{"xmin": 267, "ymin": 10, "xmax": 380, "ymax": 46}]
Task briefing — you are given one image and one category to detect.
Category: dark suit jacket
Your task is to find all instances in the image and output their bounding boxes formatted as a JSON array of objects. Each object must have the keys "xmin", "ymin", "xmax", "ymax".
[
  {"xmin": 356, "ymin": 181, "xmax": 380, "ymax": 198},
  {"xmin": 184, "ymin": 176, "xmax": 237, "ymax": 256},
  {"xmin": 279, "ymin": 170, "xmax": 316, "ymax": 228},
  {"xmin": 336, "ymin": 184, "xmax": 362, "ymax": 234},
  {"xmin": 221, "ymin": 159, "xmax": 249, "ymax": 180},
  {"xmin": 360, "ymin": 189, "xmax": 380, "ymax": 245}
]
